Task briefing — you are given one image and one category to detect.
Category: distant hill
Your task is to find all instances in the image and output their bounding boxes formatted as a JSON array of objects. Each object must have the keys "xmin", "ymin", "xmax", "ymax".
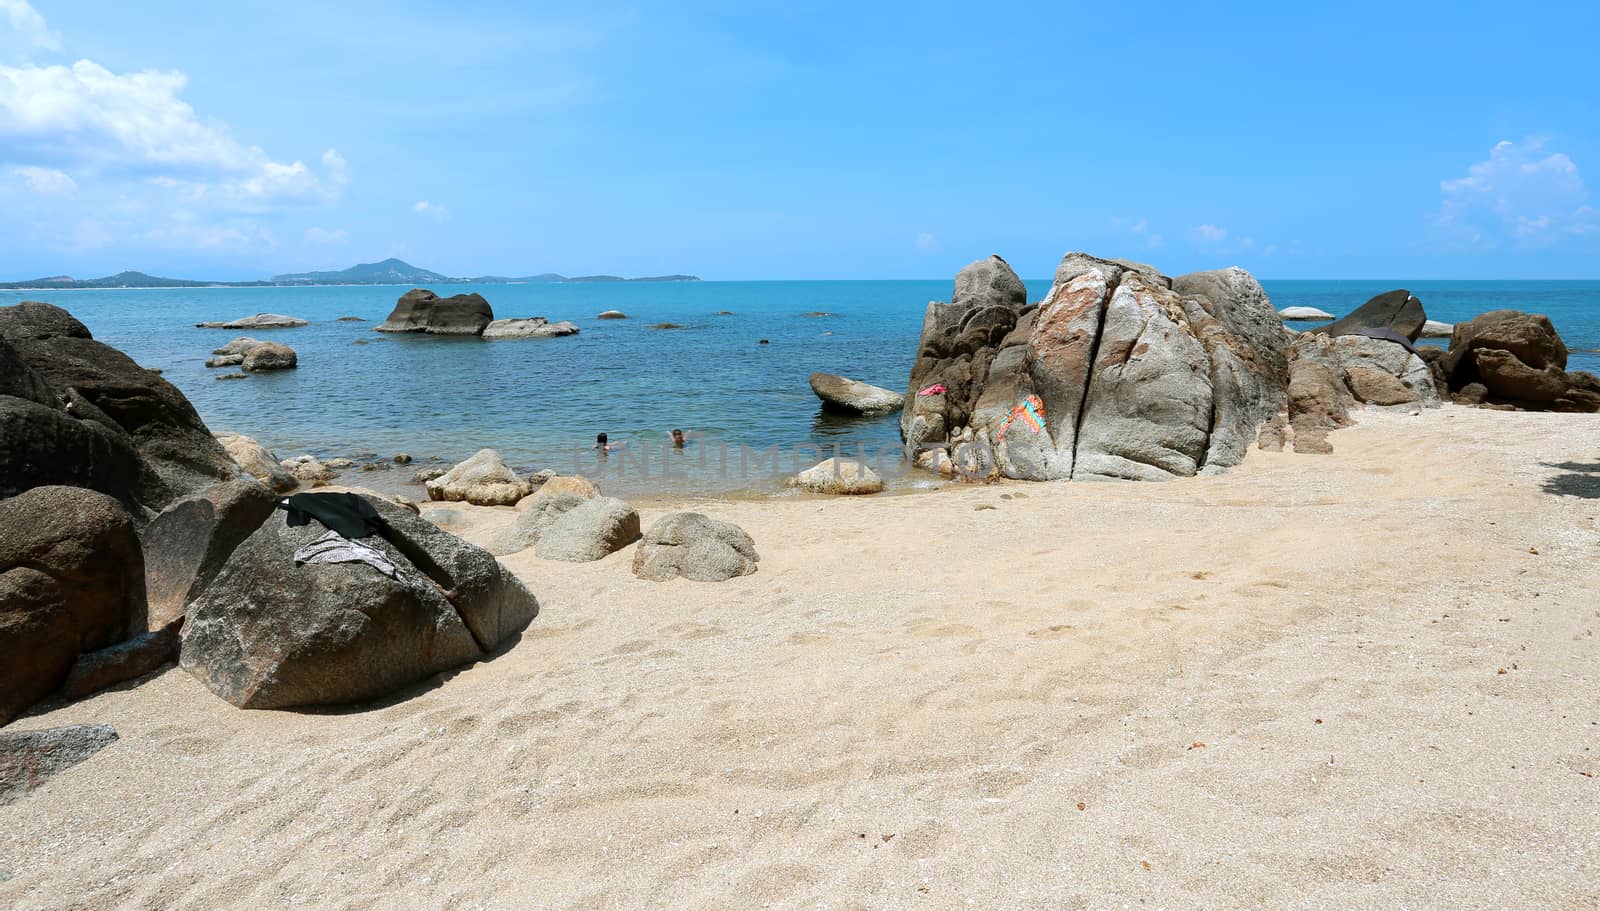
[
  {"xmin": 272, "ymin": 258, "xmax": 451, "ymax": 285},
  {"xmin": 0, "ymin": 270, "xmax": 270, "ymax": 290},
  {"xmin": 1, "ymin": 259, "xmax": 701, "ymax": 290}
]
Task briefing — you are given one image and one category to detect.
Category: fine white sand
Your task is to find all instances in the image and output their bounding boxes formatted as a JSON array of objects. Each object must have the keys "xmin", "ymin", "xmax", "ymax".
[{"xmin": 3, "ymin": 405, "xmax": 1598, "ymax": 909}]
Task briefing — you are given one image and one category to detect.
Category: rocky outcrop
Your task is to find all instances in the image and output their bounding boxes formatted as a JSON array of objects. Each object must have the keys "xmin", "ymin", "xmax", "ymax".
[
  {"xmin": 375, "ymin": 289, "xmax": 494, "ymax": 336},
  {"xmin": 142, "ymin": 480, "xmax": 279, "ymax": 630},
  {"xmin": 1315, "ymin": 290, "xmax": 1427, "ymax": 342},
  {"xmin": 791, "ymin": 458, "xmax": 885, "ymax": 494},
  {"xmin": 0, "ymin": 724, "xmax": 118, "ymax": 805},
  {"xmin": 425, "ymin": 449, "xmax": 532, "ymax": 505},
  {"xmin": 215, "ymin": 432, "xmax": 297, "ymax": 493},
  {"xmin": 195, "ymin": 314, "xmax": 307, "ymax": 330},
  {"xmin": 1279, "ymin": 306, "xmax": 1334, "ymax": 321},
  {"xmin": 632, "ymin": 513, "xmax": 759, "ymax": 582},
  {"xmin": 534, "ymin": 497, "xmax": 642, "ymax": 562},
  {"xmin": 0, "ymin": 302, "xmax": 238, "ymax": 513},
  {"xmin": 281, "ymin": 455, "xmax": 334, "ymax": 485},
  {"xmin": 903, "ymin": 255, "xmax": 1289, "ymax": 482},
  {"xmin": 1421, "ymin": 320, "xmax": 1454, "ymax": 338},
  {"xmin": 0, "ymin": 487, "xmax": 145, "ymax": 726},
  {"xmin": 241, "ymin": 342, "xmax": 297, "ymax": 371},
  {"xmin": 596, "ymin": 310, "xmax": 628, "ymax": 320},
  {"xmin": 1263, "ymin": 332, "xmax": 1441, "ymax": 454},
  {"xmin": 1438, "ymin": 311, "xmax": 1599, "ymax": 411},
  {"xmin": 180, "ymin": 495, "xmax": 538, "ymax": 709},
  {"xmin": 483, "ymin": 318, "xmax": 580, "ymax": 339},
  {"xmin": 810, "ymin": 373, "xmax": 904, "ymax": 416}
]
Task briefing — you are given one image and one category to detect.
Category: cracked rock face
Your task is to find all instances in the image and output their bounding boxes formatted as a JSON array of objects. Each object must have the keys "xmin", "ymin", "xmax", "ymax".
[{"xmin": 902, "ymin": 254, "xmax": 1289, "ymax": 481}]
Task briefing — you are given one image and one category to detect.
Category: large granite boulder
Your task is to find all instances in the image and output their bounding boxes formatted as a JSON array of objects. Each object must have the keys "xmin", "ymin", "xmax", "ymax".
[
  {"xmin": 241, "ymin": 342, "xmax": 297, "ymax": 371},
  {"xmin": 810, "ymin": 373, "xmax": 904, "ymax": 416},
  {"xmin": 791, "ymin": 458, "xmax": 885, "ymax": 494},
  {"xmin": 534, "ymin": 497, "xmax": 641, "ymax": 562},
  {"xmin": 1263, "ymin": 332, "xmax": 1440, "ymax": 454},
  {"xmin": 142, "ymin": 480, "xmax": 279, "ymax": 631},
  {"xmin": 215, "ymin": 432, "xmax": 297, "ymax": 493},
  {"xmin": 0, "ymin": 302, "xmax": 237, "ymax": 512},
  {"xmin": 908, "ymin": 255, "xmax": 1288, "ymax": 482},
  {"xmin": 196, "ymin": 313, "xmax": 307, "ymax": 330},
  {"xmin": 0, "ymin": 723, "xmax": 118, "ymax": 805},
  {"xmin": 0, "ymin": 376, "xmax": 145, "ymax": 513},
  {"xmin": 1315, "ymin": 290, "xmax": 1427, "ymax": 342},
  {"xmin": 375, "ymin": 289, "xmax": 494, "ymax": 336},
  {"xmin": 482, "ymin": 317, "xmax": 580, "ymax": 339},
  {"xmin": 632, "ymin": 513, "xmax": 758, "ymax": 582},
  {"xmin": 180, "ymin": 495, "xmax": 538, "ymax": 709},
  {"xmin": 0, "ymin": 487, "xmax": 145, "ymax": 726},
  {"xmin": 211, "ymin": 337, "xmax": 264, "ymax": 356},
  {"xmin": 426, "ymin": 449, "xmax": 532, "ymax": 505}
]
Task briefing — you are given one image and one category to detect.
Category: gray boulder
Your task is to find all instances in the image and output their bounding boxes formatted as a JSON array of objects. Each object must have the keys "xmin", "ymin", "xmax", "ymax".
[
  {"xmin": 632, "ymin": 513, "xmax": 759, "ymax": 582},
  {"xmin": 60, "ymin": 620, "xmax": 182, "ymax": 700},
  {"xmin": 0, "ymin": 302, "xmax": 238, "ymax": 511},
  {"xmin": 195, "ymin": 313, "xmax": 307, "ymax": 330},
  {"xmin": 375, "ymin": 289, "xmax": 494, "ymax": 336},
  {"xmin": 0, "ymin": 487, "xmax": 145, "ymax": 726},
  {"xmin": 180, "ymin": 495, "xmax": 538, "ymax": 709},
  {"xmin": 488, "ymin": 493, "xmax": 587, "ymax": 555},
  {"xmin": 596, "ymin": 310, "xmax": 628, "ymax": 320},
  {"xmin": 1279, "ymin": 306, "xmax": 1334, "ymax": 321},
  {"xmin": 425, "ymin": 449, "xmax": 532, "ymax": 506},
  {"xmin": 241, "ymin": 342, "xmax": 297, "ymax": 371},
  {"xmin": 211, "ymin": 337, "xmax": 263, "ymax": 356},
  {"xmin": 215, "ymin": 432, "xmax": 297, "ymax": 493},
  {"xmin": 0, "ymin": 724, "xmax": 118, "ymax": 806},
  {"xmin": 810, "ymin": 373, "xmax": 904, "ymax": 416},
  {"xmin": 1315, "ymin": 290, "xmax": 1427, "ymax": 342},
  {"xmin": 534, "ymin": 497, "xmax": 642, "ymax": 562},
  {"xmin": 483, "ymin": 317, "xmax": 580, "ymax": 339},
  {"xmin": 142, "ymin": 479, "xmax": 279, "ymax": 631},
  {"xmin": 1420, "ymin": 319, "xmax": 1454, "ymax": 338},
  {"xmin": 205, "ymin": 354, "xmax": 244, "ymax": 368},
  {"xmin": 791, "ymin": 458, "xmax": 885, "ymax": 494}
]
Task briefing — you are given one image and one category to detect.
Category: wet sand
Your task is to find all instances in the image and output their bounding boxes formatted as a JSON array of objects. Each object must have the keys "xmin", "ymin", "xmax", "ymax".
[{"xmin": 3, "ymin": 405, "xmax": 1598, "ymax": 909}]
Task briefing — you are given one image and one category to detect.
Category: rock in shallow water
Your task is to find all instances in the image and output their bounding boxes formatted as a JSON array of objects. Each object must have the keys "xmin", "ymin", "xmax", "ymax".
[
  {"xmin": 810, "ymin": 373, "xmax": 904, "ymax": 416},
  {"xmin": 195, "ymin": 313, "xmax": 307, "ymax": 330},
  {"xmin": 425, "ymin": 449, "xmax": 531, "ymax": 506},
  {"xmin": 375, "ymin": 289, "xmax": 493, "ymax": 336},
  {"xmin": 482, "ymin": 317, "xmax": 580, "ymax": 339},
  {"xmin": 241, "ymin": 341, "xmax": 296, "ymax": 371}
]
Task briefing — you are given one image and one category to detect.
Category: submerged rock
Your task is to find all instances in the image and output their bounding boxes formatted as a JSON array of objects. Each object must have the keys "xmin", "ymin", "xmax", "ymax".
[
  {"xmin": 482, "ymin": 317, "xmax": 580, "ymax": 339},
  {"xmin": 211, "ymin": 337, "xmax": 264, "ymax": 356},
  {"xmin": 196, "ymin": 313, "xmax": 308, "ymax": 330},
  {"xmin": 810, "ymin": 373, "xmax": 904, "ymax": 416},
  {"xmin": 205, "ymin": 354, "xmax": 244, "ymax": 368},
  {"xmin": 375, "ymin": 289, "xmax": 493, "ymax": 336},
  {"xmin": 632, "ymin": 513, "xmax": 759, "ymax": 582}
]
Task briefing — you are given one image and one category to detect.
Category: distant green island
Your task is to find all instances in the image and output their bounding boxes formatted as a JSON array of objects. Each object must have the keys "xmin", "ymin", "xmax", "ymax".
[{"xmin": 0, "ymin": 258, "xmax": 702, "ymax": 290}]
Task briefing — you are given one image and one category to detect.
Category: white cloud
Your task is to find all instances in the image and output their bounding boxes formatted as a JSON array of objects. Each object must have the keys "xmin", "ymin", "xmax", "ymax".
[
  {"xmin": 1128, "ymin": 217, "xmax": 1163, "ymax": 249},
  {"xmin": 1436, "ymin": 138, "xmax": 1596, "ymax": 246},
  {"xmin": 10, "ymin": 163, "xmax": 73, "ymax": 194},
  {"xmin": 915, "ymin": 231, "xmax": 939, "ymax": 252},
  {"xmin": 414, "ymin": 200, "xmax": 447, "ymax": 220},
  {"xmin": 0, "ymin": 0, "xmax": 58, "ymax": 53},
  {"xmin": 1190, "ymin": 223, "xmax": 1227, "ymax": 245},
  {"xmin": 305, "ymin": 226, "xmax": 348, "ymax": 245}
]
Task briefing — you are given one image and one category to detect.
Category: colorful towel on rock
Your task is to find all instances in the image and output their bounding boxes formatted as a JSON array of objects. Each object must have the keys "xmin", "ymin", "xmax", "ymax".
[
  {"xmin": 996, "ymin": 394, "xmax": 1046, "ymax": 441},
  {"xmin": 917, "ymin": 383, "xmax": 948, "ymax": 397}
]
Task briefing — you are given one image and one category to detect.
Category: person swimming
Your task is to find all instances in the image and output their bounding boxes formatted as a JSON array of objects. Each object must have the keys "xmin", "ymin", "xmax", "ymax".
[
  {"xmin": 670, "ymin": 428, "xmax": 686, "ymax": 448},
  {"xmin": 594, "ymin": 432, "xmax": 623, "ymax": 453}
]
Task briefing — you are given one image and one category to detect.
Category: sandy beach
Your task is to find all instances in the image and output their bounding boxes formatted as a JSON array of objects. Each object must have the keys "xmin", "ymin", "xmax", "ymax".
[{"xmin": 3, "ymin": 405, "xmax": 1598, "ymax": 909}]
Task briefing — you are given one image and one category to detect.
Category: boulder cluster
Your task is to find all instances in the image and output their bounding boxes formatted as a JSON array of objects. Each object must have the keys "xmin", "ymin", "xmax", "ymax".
[
  {"xmin": 1, "ymin": 301, "xmax": 542, "ymax": 728},
  {"xmin": 376, "ymin": 289, "xmax": 578, "ymax": 338}
]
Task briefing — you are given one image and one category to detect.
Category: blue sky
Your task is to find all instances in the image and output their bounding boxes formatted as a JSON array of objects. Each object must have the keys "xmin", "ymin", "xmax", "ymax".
[{"xmin": 2, "ymin": 0, "xmax": 1597, "ymax": 281}]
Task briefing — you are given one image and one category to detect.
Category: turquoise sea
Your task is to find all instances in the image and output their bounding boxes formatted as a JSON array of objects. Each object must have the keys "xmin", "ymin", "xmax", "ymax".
[{"xmin": 5, "ymin": 279, "xmax": 1598, "ymax": 496}]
